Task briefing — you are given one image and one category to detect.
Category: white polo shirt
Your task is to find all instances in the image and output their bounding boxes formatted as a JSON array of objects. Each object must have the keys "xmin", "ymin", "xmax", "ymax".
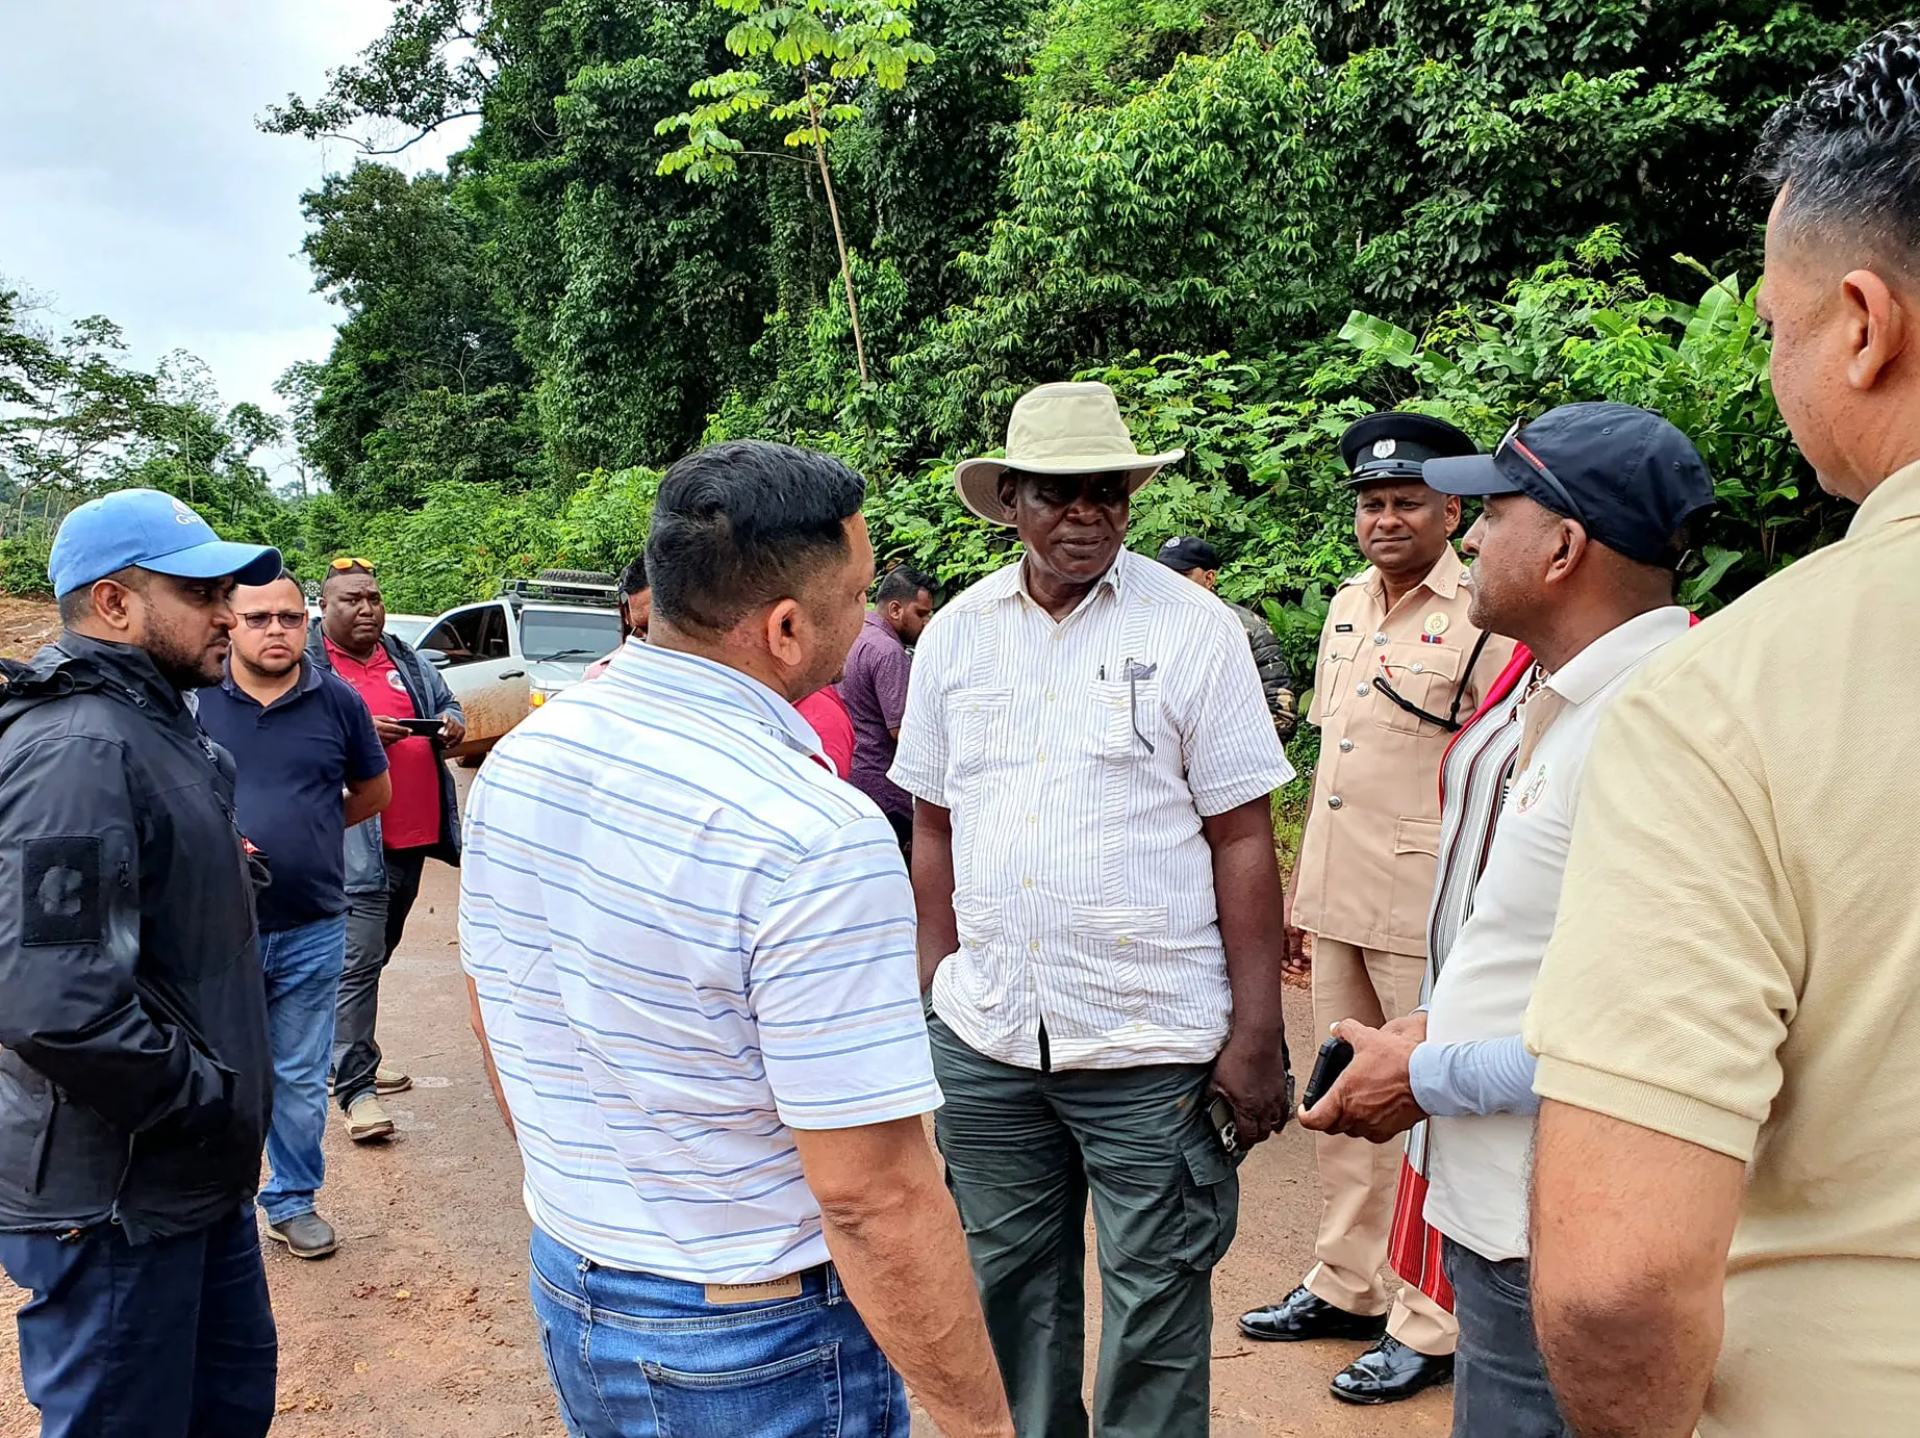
[
  {"xmin": 1422, "ymin": 605, "xmax": 1691, "ymax": 1262},
  {"xmin": 460, "ymin": 640, "xmax": 941, "ymax": 1283},
  {"xmin": 890, "ymin": 548, "xmax": 1294, "ymax": 1071}
]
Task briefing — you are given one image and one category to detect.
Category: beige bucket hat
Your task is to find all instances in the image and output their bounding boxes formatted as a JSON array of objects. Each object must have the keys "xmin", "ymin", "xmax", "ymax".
[{"xmin": 952, "ymin": 381, "xmax": 1185, "ymax": 527}]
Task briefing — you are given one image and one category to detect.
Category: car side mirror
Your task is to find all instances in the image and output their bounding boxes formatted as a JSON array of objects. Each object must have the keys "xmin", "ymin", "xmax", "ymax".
[{"xmin": 420, "ymin": 648, "xmax": 451, "ymax": 670}]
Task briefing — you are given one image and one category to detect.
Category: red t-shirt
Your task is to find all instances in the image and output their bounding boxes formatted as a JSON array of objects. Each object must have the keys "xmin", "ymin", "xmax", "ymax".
[
  {"xmin": 794, "ymin": 686, "xmax": 855, "ymax": 781},
  {"xmin": 326, "ymin": 638, "xmax": 443, "ymax": 851}
]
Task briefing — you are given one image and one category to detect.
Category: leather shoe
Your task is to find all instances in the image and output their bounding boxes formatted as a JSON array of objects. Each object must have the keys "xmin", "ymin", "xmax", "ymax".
[
  {"xmin": 265, "ymin": 1211, "xmax": 339, "ymax": 1260},
  {"xmin": 1238, "ymin": 1286, "xmax": 1389, "ymax": 1343},
  {"xmin": 1330, "ymin": 1336, "xmax": 1453, "ymax": 1405}
]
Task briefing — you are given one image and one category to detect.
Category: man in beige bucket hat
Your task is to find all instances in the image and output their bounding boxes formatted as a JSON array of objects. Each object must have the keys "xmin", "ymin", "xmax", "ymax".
[{"xmin": 891, "ymin": 380, "xmax": 1298, "ymax": 1436}]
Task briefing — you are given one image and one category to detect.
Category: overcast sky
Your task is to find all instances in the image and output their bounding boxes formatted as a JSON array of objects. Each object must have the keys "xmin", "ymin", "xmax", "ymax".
[{"xmin": 0, "ymin": 1, "xmax": 478, "ymax": 484}]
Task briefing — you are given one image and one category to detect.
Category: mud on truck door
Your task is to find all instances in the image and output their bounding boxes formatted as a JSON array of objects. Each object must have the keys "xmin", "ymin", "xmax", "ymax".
[{"xmin": 418, "ymin": 601, "xmax": 532, "ymax": 758}]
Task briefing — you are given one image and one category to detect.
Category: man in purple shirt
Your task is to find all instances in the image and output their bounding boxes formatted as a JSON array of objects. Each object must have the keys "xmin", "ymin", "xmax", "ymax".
[{"xmin": 841, "ymin": 567, "xmax": 933, "ymax": 851}]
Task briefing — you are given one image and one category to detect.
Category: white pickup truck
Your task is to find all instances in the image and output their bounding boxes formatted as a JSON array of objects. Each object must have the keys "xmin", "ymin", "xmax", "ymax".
[{"xmin": 415, "ymin": 571, "xmax": 623, "ymax": 758}]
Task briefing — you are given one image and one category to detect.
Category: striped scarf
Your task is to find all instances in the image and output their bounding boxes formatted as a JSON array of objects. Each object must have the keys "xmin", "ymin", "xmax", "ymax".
[{"xmin": 1389, "ymin": 645, "xmax": 1535, "ymax": 1305}]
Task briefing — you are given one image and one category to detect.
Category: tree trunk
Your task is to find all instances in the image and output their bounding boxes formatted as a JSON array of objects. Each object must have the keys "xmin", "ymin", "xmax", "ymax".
[{"xmin": 806, "ymin": 89, "xmax": 869, "ymax": 386}]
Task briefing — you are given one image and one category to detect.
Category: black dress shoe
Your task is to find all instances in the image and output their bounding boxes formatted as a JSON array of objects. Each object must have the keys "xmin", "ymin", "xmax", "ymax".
[
  {"xmin": 1238, "ymin": 1286, "xmax": 1390, "ymax": 1343},
  {"xmin": 1330, "ymin": 1335, "xmax": 1454, "ymax": 1405}
]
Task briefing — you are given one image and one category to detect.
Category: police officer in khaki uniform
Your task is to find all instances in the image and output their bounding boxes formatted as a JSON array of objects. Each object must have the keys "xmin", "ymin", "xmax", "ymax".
[{"xmin": 1240, "ymin": 413, "xmax": 1516, "ymax": 1405}]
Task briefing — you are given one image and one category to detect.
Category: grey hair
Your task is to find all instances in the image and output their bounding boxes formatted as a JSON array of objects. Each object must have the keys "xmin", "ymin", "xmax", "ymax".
[{"xmin": 1757, "ymin": 25, "xmax": 1920, "ymax": 265}]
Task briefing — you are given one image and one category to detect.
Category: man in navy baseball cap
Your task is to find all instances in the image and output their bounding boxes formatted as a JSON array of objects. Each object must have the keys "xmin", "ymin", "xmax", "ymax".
[{"xmin": 1422, "ymin": 403, "xmax": 1714, "ymax": 569}]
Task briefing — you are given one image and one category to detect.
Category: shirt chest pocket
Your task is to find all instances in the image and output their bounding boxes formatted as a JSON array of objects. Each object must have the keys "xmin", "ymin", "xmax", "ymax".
[
  {"xmin": 945, "ymin": 688, "xmax": 1014, "ymax": 787},
  {"xmin": 1082, "ymin": 678, "xmax": 1160, "ymax": 764},
  {"xmin": 1371, "ymin": 643, "xmax": 1464, "ymax": 736},
  {"xmin": 1314, "ymin": 635, "xmax": 1364, "ymax": 722}
]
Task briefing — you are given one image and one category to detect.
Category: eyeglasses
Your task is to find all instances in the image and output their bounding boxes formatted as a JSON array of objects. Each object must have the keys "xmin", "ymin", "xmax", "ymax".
[
  {"xmin": 329, "ymin": 557, "xmax": 376, "ymax": 572},
  {"xmin": 1498, "ymin": 420, "xmax": 1587, "ymax": 527},
  {"xmin": 238, "ymin": 611, "xmax": 309, "ymax": 631}
]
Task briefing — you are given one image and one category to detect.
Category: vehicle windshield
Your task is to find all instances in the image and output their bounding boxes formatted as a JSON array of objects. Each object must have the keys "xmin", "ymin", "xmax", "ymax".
[{"xmin": 520, "ymin": 607, "xmax": 621, "ymax": 662}]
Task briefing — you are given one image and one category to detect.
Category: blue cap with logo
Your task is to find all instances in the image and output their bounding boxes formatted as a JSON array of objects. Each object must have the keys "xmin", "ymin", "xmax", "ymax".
[
  {"xmin": 48, "ymin": 489, "xmax": 283, "ymax": 599},
  {"xmin": 1423, "ymin": 403, "xmax": 1714, "ymax": 567}
]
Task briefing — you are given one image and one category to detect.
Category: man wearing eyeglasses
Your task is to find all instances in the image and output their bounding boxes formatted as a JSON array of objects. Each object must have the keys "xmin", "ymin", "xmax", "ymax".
[
  {"xmin": 892, "ymin": 382, "xmax": 1295, "ymax": 1437},
  {"xmin": 1240, "ymin": 412, "xmax": 1514, "ymax": 1406},
  {"xmin": 307, "ymin": 560, "xmax": 465, "ymax": 1142},
  {"xmin": 197, "ymin": 570, "xmax": 392, "ymax": 1261}
]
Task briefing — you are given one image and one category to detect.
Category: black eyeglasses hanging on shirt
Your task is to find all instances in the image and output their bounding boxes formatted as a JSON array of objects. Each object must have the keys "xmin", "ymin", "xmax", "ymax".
[{"xmin": 1369, "ymin": 630, "xmax": 1493, "ymax": 733}]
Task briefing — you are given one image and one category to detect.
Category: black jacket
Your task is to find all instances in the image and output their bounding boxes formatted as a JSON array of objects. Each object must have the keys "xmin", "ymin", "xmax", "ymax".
[
  {"xmin": 0, "ymin": 635, "xmax": 270, "ymax": 1243},
  {"xmin": 1226, "ymin": 601, "xmax": 1299, "ymax": 743}
]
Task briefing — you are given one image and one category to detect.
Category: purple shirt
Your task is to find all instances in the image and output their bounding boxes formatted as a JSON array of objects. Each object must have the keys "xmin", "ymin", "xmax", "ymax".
[{"xmin": 841, "ymin": 610, "xmax": 913, "ymax": 817}]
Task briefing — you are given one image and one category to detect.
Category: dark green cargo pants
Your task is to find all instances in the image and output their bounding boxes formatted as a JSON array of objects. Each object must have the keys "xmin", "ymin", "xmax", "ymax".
[{"xmin": 928, "ymin": 1015, "xmax": 1238, "ymax": 1438}]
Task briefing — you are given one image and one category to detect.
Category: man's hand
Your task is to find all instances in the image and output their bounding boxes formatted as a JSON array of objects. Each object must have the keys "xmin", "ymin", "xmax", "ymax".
[
  {"xmin": 1298, "ymin": 1017, "xmax": 1426, "ymax": 1144},
  {"xmin": 372, "ymin": 714, "xmax": 412, "ymax": 746},
  {"xmin": 1211, "ymin": 1024, "xmax": 1292, "ymax": 1148},
  {"xmin": 1283, "ymin": 922, "xmax": 1311, "ymax": 979},
  {"xmin": 439, "ymin": 712, "xmax": 466, "ymax": 747}
]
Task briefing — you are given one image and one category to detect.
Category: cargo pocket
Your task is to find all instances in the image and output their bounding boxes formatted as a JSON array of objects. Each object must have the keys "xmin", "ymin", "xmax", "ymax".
[
  {"xmin": 1176, "ymin": 1132, "xmax": 1240, "ymax": 1273},
  {"xmin": 644, "ymin": 1343, "xmax": 841, "ymax": 1438},
  {"xmin": 1387, "ymin": 816, "xmax": 1444, "ymax": 951},
  {"xmin": 1069, "ymin": 906, "xmax": 1166, "ymax": 1022},
  {"xmin": 0, "ymin": 1056, "xmax": 54, "ymax": 1196},
  {"xmin": 945, "ymin": 688, "xmax": 1013, "ymax": 793}
]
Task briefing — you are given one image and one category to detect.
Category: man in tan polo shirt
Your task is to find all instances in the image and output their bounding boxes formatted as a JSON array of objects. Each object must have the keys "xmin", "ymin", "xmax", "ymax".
[
  {"xmin": 1240, "ymin": 413, "xmax": 1514, "ymax": 1405},
  {"xmin": 1526, "ymin": 28, "xmax": 1920, "ymax": 1437}
]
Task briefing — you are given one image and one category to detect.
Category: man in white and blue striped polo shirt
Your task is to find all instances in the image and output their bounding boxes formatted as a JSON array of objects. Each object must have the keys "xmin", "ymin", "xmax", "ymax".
[{"xmin": 460, "ymin": 441, "xmax": 1011, "ymax": 1438}]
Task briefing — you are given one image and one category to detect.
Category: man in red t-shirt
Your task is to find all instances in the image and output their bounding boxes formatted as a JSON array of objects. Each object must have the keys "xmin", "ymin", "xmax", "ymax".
[{"xmin": 308, "ymin": 562, "xmax": 466, "ymax": 1141}]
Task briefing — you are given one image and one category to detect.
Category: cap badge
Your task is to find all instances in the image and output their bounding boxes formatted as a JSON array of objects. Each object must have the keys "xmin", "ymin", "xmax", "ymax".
[
  {"xmin": 1371, "ymin": 438, "xmax": 1397, "ymax": 459},
  {"xmin": 171, "ymin": 499, "xmax": 197, "ymax": 525},
  {"xmin": 1423, "ymin": 612, "xmax": 1450, "ymax": 637}
]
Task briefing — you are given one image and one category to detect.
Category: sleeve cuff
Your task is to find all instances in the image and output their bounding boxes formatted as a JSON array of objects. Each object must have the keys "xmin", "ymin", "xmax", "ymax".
[
  {"xmin": 1190, "ymin": 761, "xmax": 1296, "ymax": 819},
  {"xmin": 1531, "ymin": 1055, "xmax": 1759, "ymax": 1162},
  {"xmin": 886, "ymin": 764, "xmax": 946, "ymax": 809},
  {"xmin": 1407, "ymin": 1042, "xmax": 1449, "ymax": 1116}
]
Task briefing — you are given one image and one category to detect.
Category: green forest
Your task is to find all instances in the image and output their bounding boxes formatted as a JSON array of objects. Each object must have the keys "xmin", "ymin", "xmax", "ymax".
[{"xmin": 1, "ymin": 0, "xmax": 1901, "ymax": 678}]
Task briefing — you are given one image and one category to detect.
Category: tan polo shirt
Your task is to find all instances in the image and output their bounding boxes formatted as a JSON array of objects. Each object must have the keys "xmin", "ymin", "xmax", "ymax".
[
  {"xmin": 1527, "ymin": 459, "xmax": 1920, "ymax": 1437},
  {"xmin": 1293, "ymin": 546, "xmax": 1514, "ymax": 954}
]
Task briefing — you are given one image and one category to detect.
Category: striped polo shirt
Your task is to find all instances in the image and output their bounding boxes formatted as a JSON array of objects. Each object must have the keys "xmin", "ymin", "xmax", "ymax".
[{"xmin": 459, "ymin": 638, "xmax": 941, "ymax": 1283}]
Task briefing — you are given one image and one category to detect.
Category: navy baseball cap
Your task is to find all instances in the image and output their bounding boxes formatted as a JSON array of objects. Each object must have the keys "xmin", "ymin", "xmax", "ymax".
[
  {"xmin": 1156, "ymin": 536, "xmax": 1221, "ymax": 572},
  {"xmin": 49, "ymin": 489, "xmax": 283, "ymax": 599},
  {"xmin": 1423, "ymin": 403, "xmax": 1714, "ymax": 567}
]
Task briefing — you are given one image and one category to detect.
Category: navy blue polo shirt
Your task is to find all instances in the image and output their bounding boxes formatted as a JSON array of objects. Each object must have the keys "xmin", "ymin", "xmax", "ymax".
[{"xmin": 198, "ymin": 659, "xmax": 389, "ymax": 934}]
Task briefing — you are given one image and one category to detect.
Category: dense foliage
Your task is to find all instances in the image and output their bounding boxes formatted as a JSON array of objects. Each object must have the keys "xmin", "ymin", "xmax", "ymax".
[{"xmin": 2, "ymin": 0, "xmax": 1898, "ymax": 672}]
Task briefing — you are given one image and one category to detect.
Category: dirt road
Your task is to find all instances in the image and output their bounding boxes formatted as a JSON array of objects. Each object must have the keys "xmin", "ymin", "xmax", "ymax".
[{"xmin": 0, "ymin": 792, "xmax": 1450, "ymax": 1436}]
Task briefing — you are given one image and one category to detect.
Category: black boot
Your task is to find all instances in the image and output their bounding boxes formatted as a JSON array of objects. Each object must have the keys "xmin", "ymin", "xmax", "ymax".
[
  {"xmin": 1238, "ymin": 1286, "xmax": 1390, "ymax": 1343},
  {"xmin": 1330, "ymin": 1336, "xmax": 1454, "ymax": 1405}
]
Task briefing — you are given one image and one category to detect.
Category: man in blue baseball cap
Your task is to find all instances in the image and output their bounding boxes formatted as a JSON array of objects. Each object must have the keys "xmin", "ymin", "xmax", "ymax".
[
  {"xmin": 1295, "ymin": 402, "xmax": 1713, "ymax": 1438},
  {"xmin": 0, "ymin": 489, "xmax": 284, "ymax": 1437}
]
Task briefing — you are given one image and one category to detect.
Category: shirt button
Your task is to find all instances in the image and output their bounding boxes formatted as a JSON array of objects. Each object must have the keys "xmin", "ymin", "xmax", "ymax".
[
  {"xmin": 1117, "ymin": 936, "xmax": 1130, "ymax": 947},
  {"xmin": 1412, "ymin": 662, "xmax": 1425, "ymax": 674},
  {"xmin": 1373, "ymin": 632, "xmax": 1388, "ymax": 646},
  {"xmin": 1022, "ymin": 877, "xmax": 1034, "ymax": 889},
  {"xmin": 1339, "ymin": 738, "xmax": 1354, "ymax": 753},
  {"xmin": 1051, "ymin": 632, "xmax": 1062, "ymax": 642},
  {"xmin": 1328, "ymin": 795, "xmax": 1344, "ymax": 810},
  {"xmin": 1046, "ymin": 692, "xmax": 1056, "ymax": 702},
  {"xmin": 1030, "ymin": 940, "xmax": 1041, "ymax": 952},
  {"xmin": 1356, "ymin": 682, "xmax": 1371, "ymax": 696},
  {"xmin": 1027, "ymin": 814, "xmax": 1038, "ymax": 825},
  {"xmin": 1036, "ymin": 752, "xmax": 1047, "ymax": 763}
]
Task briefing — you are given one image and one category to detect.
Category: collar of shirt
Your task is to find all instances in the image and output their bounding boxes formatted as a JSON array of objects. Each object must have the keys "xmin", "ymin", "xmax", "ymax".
[
  {"xmin": 861, "ymin": 608, "xmax": 901, "ymax": 642},
  {"xmin": 1539, "ymin": 605, "xmax": 1692, "ymax": 708},
  {"xmin": 1361, "ymin": 544, "xmax": 1467, "ymax": 607},
  {"xmin": 219, "ymin": 655, "xmax": 323, "ymax": 709},
  {"xmin": 323, "ymin": 634, "xmax": 388, "ymax": 673},
  {"xmin": 1849, "ymin": 456, "xmax": 1920, "ymax": 538},
  {"xmin": 979, "ymin": 546, "xmax": 1130, "ymax": 620},
  {"xmin": 613, "ymin": 640, "xmax": 828, "ymax": 768}
]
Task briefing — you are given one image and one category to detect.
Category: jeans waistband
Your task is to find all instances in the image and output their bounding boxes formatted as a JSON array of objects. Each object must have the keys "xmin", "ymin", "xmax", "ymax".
[{"xmin": 529, "ymin": 1226, "xmax": 840, "ymax": 1318}]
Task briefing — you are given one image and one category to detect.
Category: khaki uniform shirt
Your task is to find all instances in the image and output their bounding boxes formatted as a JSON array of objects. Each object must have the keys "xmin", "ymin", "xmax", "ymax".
[
  {"xmin": 1292, "ymin": 546, "xmax": 1515, "ymax": 955},
  {"xmin": 1527, "ymin": 459, "xmax": 1920, "ymax": 1437}
]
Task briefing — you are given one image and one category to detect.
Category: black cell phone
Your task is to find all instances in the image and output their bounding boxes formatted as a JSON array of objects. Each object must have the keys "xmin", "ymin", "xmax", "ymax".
[
  {"xmin": 1302, "ymin": 1036, "xmax": 1355, "ymax": 1111},
  {"xmin": 396, "ymin": 717, "xmax": 446, "ymax": 738}
]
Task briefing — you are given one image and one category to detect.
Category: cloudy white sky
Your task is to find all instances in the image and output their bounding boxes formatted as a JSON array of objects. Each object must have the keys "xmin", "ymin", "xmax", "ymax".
[{"xmin": 0, "ymin": 1, "xmax": 478, "ymax": 484}]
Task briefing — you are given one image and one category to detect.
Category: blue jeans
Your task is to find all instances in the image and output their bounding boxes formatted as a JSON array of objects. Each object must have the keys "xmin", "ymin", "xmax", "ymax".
[
  {"xmin": 258, "ymin": 913, "xmax": 349, "ymax": 1225},
  {"xmin": 0, "ymin": 1203, "xmax": 277, "ymax": 1438},
  {"xmin": 528, "ymin": 1226, "xmax": 908, "ymax": 1438},
  {"xmin": 1442, "ymin": 1237, "xmax": 1572, "ymax": 1438}
]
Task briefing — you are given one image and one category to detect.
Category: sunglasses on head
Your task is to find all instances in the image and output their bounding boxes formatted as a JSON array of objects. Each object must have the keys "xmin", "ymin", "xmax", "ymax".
[
  {"xmin": 1498, "ymin": 420, "xmax": 1587, "ymax": 527},
  {"xmin": 238, "ymin": 610, "xmax": 308, "ymax": 631},
  {"xmin": 329, "ymin": 557, "xmax": 376, "ymax": 573}
]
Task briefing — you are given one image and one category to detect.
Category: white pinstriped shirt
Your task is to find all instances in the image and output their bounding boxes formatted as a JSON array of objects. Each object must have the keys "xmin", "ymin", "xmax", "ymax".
[
  {"xmin": 891, "ymin": 548, "xmax": 1295, "ymax": 1070},
  {"xmin": 459, "ymin": 640, "xmax": 941, "ymax": 1283}
]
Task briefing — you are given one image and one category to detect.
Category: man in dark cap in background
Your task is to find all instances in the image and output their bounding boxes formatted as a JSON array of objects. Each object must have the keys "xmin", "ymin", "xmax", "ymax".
[
  {"xmin": 1240, "ymin": 413, "xmax": 1515, "ymax": 1405},
  {"xmin": 1155, "ymin": 536, "xmax": 1299, "ymax": 743},
  {"xmin": 0, "ymin": 490, "xmax": 284, "ymax": 1438}
]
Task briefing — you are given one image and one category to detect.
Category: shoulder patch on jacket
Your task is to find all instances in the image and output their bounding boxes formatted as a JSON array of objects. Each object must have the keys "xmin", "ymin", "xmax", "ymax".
[{"xmin": 22, "ymin": 835, "xmax": 103, "ymax": 947}]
